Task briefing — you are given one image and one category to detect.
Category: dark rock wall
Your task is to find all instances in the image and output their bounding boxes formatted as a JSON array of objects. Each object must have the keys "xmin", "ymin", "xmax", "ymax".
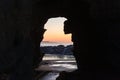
[
  {"xmin": 0, "ymin": 0, "xmax": 34, "ymax": 79},
  {"xmin": 0, "ymin": 0, "xmax": 120, "ymax": 79}
]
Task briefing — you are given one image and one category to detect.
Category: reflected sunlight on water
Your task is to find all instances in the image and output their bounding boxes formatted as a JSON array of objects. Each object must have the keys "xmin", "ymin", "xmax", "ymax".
[
  {"xmin": 37, "ymin": 54, "xmax": 77, "ymax": 80},
  {"xmin": 43, "ymin": 54, "xmax": 75, "ymax": 60},
  {"xmin": 40, "ymin": 72, "xmax": 59, "ymax": 80},
  {"xmin": 36, "ymin": 54, "xmax": 77, "ymax": 72}
]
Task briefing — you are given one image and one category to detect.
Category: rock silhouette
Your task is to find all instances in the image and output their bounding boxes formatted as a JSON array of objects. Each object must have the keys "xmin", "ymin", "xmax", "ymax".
[{"xmin": 41, "ymin": 45, "xmax": 73, "ymax": 55}]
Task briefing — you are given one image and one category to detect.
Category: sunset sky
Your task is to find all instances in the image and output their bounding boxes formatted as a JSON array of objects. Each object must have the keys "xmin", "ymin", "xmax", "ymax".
[{"xmin": 43, "ymin": 17, "xmax": 72, "ymax": 43}]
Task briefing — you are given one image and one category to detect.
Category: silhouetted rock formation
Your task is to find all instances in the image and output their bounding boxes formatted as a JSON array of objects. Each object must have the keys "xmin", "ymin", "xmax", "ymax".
[
  {"xmin": 41, "ymin": 45, "xmax": 73, "ymax": 55},
  {"xmin": 0, "ymin": 0, "xmax": 120, "ymax": 80}
]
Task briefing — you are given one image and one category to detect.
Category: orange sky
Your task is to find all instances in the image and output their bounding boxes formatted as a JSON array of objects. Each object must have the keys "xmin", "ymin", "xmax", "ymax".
[{"xmin": 43, "ymin": 17, "xmax": 72, "ymax": 43}]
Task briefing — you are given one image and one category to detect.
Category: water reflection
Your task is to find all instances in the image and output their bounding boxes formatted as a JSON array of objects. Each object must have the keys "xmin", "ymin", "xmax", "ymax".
[
  {"xmin": 43, "ymin": 54, "xmax": 75, "ymax": 60},
  {"xmin": 36, "ymin": 54, "xmax": 77, "ymax": 72},
  {"xmin": 49, "ymin": 64, "xmax": 77, "ymax": 69},
  {"xmin": 55, "ymin": 61, "xmax": 76, "ymax": 63},
  {"xmin": 37, "ymin": 54, "xmax": 77, "ymax": 80},
  {"xmin": 40, "ymin": 72, "xmax": 59, "ymax": 80}
]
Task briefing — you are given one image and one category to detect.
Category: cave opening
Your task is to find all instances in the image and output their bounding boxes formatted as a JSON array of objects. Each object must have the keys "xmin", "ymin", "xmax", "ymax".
[{"xmin": 38, "ymin": 17, "xmax": 77, "ymax": 80}]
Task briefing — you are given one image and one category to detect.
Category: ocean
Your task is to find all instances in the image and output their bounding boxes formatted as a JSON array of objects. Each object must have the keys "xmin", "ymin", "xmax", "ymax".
[{"xmin": 40, "ymin": 42, "xmax": 73, "ymax": 47}]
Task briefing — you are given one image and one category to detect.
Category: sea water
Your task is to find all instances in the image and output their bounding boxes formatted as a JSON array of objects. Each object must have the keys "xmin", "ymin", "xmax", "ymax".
[{"xmin": 40, "ymin": 42, "xmax": 73, "ymax": 47}]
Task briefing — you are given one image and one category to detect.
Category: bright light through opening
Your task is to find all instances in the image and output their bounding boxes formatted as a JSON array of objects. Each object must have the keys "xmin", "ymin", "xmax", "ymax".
[{"xmin": 43, "ymin": 17, "xmax": 72, "ymax": 44}]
